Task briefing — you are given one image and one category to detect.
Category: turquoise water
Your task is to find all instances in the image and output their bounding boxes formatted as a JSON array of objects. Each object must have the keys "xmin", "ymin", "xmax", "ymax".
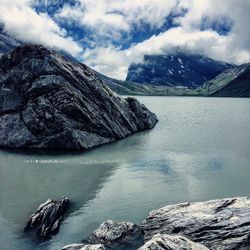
[{"xmin": 0, "ymin": 97, "xmax": 249, "ymax": 249}]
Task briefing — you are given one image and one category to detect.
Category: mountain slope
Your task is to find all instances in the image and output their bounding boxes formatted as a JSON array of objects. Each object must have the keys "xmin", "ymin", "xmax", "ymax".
[
  {"xmin": 208, "ymin": 63, "xmax": 250, "ymax": 97},
  {"xmin": 0, "ymin": 26, "xmax": 20, "ymax": 55},
  {"xmin": 0, "ymin": 45, "xmax": 158, "ymax": 149},
  {"xmin": 126, "ymin": 53, "xmax": 233, "ymax": 88}
]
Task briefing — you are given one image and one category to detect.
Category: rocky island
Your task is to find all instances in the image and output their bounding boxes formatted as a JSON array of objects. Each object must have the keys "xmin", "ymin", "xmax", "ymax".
[
  {"xmin": 0, "ymin": 44, "xmax": 158, "ymax": 150},
  {"xmin": 62, "ymin": 197, "xmax": 250, "ymax": 250}
]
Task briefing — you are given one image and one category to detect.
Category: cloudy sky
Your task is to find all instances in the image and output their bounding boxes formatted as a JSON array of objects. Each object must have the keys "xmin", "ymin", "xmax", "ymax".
[{"xmin": 0, "ymin": 0, "xmax": 249, "ymax": 79}]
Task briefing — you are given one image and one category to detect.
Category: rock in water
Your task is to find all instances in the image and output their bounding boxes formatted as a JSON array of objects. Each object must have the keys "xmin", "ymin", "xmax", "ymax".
[
  {"xmin": 24, "ymin": 197, "xmax": 70, "ymax": 238},
  {"xmin": 0, "ymin": 44, "xmax": 158, "ymax": 149},
  {"xmin": 141, "ymin": 197, "xmax": 250, "ymax": 249},
  {"xmin": 138, "ymin": 234, "xmax": 209, "ymax": 250},
  {"xmin": 86, "ymin": 220, "xmax": 143, "ymax": 248}
]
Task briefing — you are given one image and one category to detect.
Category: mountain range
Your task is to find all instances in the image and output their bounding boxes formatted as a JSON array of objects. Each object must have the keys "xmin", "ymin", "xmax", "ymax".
[
  {"xmin": 0, "ymin": 28, "xmax": 249, "ymax": 97},
  {"xmin": 126, "ymin": 53, "xmax": 233, "ymax": 88}
]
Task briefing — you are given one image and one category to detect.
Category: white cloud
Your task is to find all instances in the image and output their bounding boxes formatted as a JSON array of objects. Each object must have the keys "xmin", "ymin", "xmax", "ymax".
[
  {"xmin": 0, "ymin": 0, "xmax": 82, "ymax": 56},
  {"xmin": 57, "ymin": 0, "xmax": 177, "ymax": 40},
  {"xmin": 0, "ymin": 0, "xmax": 249, "ymax": 80},
  {"xmin": 81, "ymin": 0, "xmax": 250, "ymax": 79}
]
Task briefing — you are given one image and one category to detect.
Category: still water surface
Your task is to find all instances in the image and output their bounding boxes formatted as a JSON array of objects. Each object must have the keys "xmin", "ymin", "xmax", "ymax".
[{"xmin": 0, "ymin": 97, "xmax": 250, "ymax": 249}]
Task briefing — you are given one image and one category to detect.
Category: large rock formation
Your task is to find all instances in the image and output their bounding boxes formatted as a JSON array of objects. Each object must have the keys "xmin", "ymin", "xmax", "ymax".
[
  {"xmin": 24, "ymin": 197, "xmax": 70, "ymax": 238},
  {"xmin": 0, "ymin": 44, "xmax": 158, "ymax": 149},
  {"xmin": 138, "ymin": 234, "xmax": 209, "ymax": 250},
  {"xmin": 141, "ymin": 197, "xmax": 250, "ymax": 249}
]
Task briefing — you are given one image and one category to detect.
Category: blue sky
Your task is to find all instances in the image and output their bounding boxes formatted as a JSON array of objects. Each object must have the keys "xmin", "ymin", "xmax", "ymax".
[{"xmin": 0, "ymin": 0, "xmax": 249, "ymax": 79}]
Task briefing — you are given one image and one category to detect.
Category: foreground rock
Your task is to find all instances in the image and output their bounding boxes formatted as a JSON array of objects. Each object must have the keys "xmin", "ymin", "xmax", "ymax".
[
  {"xmin": 62, "ymin": 243, "xmax": 105, "ymax": 250},
  {"xmin": 138, "ymin": 234, "xmax": 209, "ymax": 250},
  {"xmin": 86, "ymin": 220, "xmax": 143, "ymax": 249},
  {"xmin": 0, "ymin": 44, "xmax": 158, "ymax": 150},
  {"xmin": 141, "ymin": 197, "xmax": 250, "ymax": 249},
  {"xmin": 25, "ymin": 197, "xmax": 70, "ymax": 238}
]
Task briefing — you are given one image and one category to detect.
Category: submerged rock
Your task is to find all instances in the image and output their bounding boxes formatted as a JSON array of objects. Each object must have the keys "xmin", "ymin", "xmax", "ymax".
[
  {"xmin": 86, "ymin": 220, "xmax": 143, "ymax": 248},
  {"xmin": 141, "ymin": 197, "xmax": 250, "ymax": 249},
  {"xmin": 62, "ymin": 243, "xmax": 105, "ymax": 250},
  {"xmin": 24, "ymin": 197, "xmax": 70, "ymax": 238},
  {"xmin": 138, "ymin": 233, "xmax": 209, "ymax": 250},
  {"xmin": 0, "ymin": 44, "xmax": 158, "ymax": 150}
]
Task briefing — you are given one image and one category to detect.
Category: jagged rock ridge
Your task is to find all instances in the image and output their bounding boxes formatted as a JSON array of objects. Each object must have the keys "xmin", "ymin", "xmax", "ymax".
[{"xmin": 0, "ymin": 44, "xmax": 158, "ymax": 149}]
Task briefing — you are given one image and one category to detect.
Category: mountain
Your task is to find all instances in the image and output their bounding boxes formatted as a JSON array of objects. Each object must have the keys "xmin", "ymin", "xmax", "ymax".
[
  {"xmin": 1, "ymin": 29, "xmax": 248, "ymax": 97},
  {"xmin": 97, "ymin": 72, "xmax": 200, "ymax": 96},
  {"xmin": 0, "ymin": 26, "xmax": 20, "ymax": 55},
  {"xmin": 126, "ymin": 53, "xmax": 233, "ymax": 88},
  {"xmin": 207, "ymin": 63, "xmax": 250, "ymax": 97},
  {"xmin": 0, "ymin": 44, "xmax": 158, "ymax": 149}
]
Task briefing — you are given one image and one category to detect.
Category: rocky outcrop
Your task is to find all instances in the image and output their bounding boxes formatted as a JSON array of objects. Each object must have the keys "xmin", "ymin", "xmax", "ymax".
[
  {"xmin": 141, "ymin": 197, "xmax": 250, "ymax": 249},
  {"xmin": 62, "ymin": 243, "xmax": 105, "ymax": 250},
  {"xmin": 138, "ymin": 234, "xmax": 209, "ymax": 250},
  {"xmin": 0, "ymin": 44, "xmax": 158, "ymax": 150},
  {"xmin": 86, "ymin": 220, "xmax": 143, "ymax": 249},
  {"xmin": 61, "ymin": 197, "xmax": 250, "ymax": 249},
  {"xmin": 24, "ymin": 197, "xmax": 70, "ymax": 238}
]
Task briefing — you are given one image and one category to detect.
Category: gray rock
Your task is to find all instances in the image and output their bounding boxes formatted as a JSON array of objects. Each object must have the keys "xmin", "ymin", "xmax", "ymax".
[
  {"xmin": 0, "ymin": 44, "xmax": 158, "ymax": 150},
  {"xmin": 141, "ymin": 197, "xmax": 250, "ymax": 249},
  {"xmin": 62, "ymin": 243, "xmax": 105, "ymax": 250},
  {"xmin": 138, "ymin": 233, "xmax": 209, "ymax": 250},
  {"xmin": 24, "ymin": 197, "xmax": 70, "ymax": 238},
  {"xmin": 86, "ymin": 220, "xmax": 143, "ymax": 248}
]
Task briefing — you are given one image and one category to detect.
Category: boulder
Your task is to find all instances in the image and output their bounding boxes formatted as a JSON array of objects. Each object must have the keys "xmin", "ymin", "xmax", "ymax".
[
  {"xmin": 86, "ymin": 220, "xmax": 143, "ymax": 248},
  {"xmin": 24, "ymin": 197, "xmax": 70, "ymax": 238},
  {"xmin": 141, "ymin": 197, "xmax": 250, "ymax": 249},
  {"xmin": 0, "ymin": 44, "xmax": 158, "ymax": 150},
  {"xmin": 138, "ymin": 233, "xmax": 209, "ymax": 250}
]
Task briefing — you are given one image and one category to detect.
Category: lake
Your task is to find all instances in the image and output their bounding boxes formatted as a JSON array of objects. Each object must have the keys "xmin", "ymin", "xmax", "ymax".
[{"xmin": 0, "ymin": 97, "xmax": 249, "ymax": 250}]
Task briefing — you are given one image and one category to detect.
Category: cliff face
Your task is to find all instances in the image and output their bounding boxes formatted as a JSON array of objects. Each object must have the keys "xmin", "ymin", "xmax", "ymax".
[{"xmin": 0, "ymin": 45, "xmax": 158, "ymax": 150}]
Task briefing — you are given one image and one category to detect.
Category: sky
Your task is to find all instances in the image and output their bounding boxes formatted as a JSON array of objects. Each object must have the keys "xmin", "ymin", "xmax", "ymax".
[{"xmin": 0, "ymin": 0, "xmax": 249, "ymax": 80}]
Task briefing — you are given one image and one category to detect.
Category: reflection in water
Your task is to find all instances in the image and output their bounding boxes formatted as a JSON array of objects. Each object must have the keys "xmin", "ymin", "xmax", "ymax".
[
  {"xmin": 0, "ymin": 155, "xmax": 117, "ymax": 225},
  {"xmin": 0, "ymin": 97, "xmax": 250, "ymax": 250}
]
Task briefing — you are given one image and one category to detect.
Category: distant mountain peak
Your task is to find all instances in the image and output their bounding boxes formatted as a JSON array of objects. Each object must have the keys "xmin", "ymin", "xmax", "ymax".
[{"xmin": 126, "ymin": 53, "xmax": 233, "ymax": 88}]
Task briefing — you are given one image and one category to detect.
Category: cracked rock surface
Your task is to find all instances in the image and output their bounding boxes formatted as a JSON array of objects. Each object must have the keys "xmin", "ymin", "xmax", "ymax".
[
  {"xmin": 141, "ymin": 197, "xmax": 250, "ymax": 249},
  {"xmin": 0, "ymin": 44, "xmax": 158, "ymax": 150},
  {"xmin": 86, "ymin": 220, "xmax": 143, "ymax": 249},
  {"xmin": 138, "ymin": 233, "xmax": 209, "ymax": 250}
]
